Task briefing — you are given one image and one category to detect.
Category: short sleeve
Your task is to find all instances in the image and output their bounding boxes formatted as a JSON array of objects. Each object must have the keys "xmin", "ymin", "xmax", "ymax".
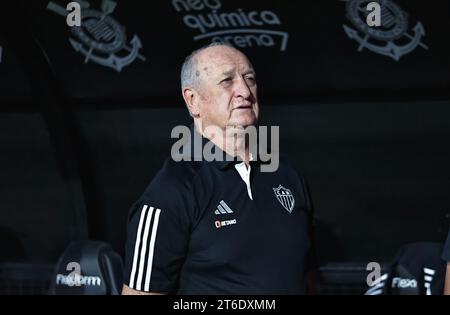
[
  {"xmin": 442, "ymin": 229, "xmax": 450, "ymax": 262},
  {"xmin": 123, "ymin": 162, "xmax": 194, "ymax": 293}
]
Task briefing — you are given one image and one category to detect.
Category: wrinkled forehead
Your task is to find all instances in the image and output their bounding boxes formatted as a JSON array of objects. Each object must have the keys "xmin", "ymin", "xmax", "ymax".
[{"xmin": 196, "ymin": 46, "xmax": 254, "ymax": 77}]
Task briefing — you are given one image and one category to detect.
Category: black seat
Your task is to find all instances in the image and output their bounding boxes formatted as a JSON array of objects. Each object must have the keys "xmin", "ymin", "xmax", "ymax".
[
  {"xmin": 365, "ymin": 242, "xmax": 446, "ymax": 295},
  {"xmin": 49, "ymin": 241, "xmax": 123, "ymax": 295}
]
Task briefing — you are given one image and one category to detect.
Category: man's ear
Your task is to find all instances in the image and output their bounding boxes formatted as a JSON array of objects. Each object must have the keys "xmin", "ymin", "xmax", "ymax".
[{"xmin": 182, "ymin": 87, "xmax": 200, "ymax": 117}]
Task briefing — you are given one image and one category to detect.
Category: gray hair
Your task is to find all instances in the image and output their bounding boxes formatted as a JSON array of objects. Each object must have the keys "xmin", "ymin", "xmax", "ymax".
[{"xmin": 180, "ymin": 42, "xmax": 238, "ymax": 90}]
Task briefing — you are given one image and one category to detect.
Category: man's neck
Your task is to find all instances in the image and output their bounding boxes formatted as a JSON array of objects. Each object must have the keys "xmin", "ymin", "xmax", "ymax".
[{"xmin": 195, "ymin": 121, "xmax": 251, "ymax": 166}]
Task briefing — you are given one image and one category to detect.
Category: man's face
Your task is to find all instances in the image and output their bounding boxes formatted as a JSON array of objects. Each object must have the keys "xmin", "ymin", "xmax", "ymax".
[{"xmin": 194, "ymin": 46, "xmax": 259, "ymax": 131}]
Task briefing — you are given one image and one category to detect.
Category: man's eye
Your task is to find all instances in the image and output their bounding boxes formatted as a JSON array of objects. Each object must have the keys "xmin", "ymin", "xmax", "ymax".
[
  {"xmin": 246, "ymin": 76, "xmax": 256, "ymax": 83},
  {"xmin": 220, "ymin": 78, "xmax": 232, "ymax": 85}
]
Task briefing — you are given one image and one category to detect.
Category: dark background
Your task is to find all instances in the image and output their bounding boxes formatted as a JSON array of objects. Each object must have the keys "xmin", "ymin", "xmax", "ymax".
[{"xmin": 0, "ymin": 0, "xmax": 449, "ymax": 294}]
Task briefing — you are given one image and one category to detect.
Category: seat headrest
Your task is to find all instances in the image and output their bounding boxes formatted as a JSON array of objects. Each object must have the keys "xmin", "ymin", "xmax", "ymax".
[{"xmin": 49, "ymin": 240, "xmax": 123, "ymax": 295}]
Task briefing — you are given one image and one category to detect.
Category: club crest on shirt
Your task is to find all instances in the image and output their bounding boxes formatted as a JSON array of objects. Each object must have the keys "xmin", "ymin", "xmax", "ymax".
[{"xmin": 273, "ymin": 185, "xmax": 295, "ymax": 213}]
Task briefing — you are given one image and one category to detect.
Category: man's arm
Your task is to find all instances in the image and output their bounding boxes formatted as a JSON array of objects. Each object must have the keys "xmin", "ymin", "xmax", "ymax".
[
  {"xmin": 122, "ymin": 198, "xmax": 189, "ymax": 294},
  {"xmin": 122, "ymin": 167, "xmax": 192, "ymax": 294},
  {"xmin": 121, "ymin": 284, "xmax": 166, "ymax": 295},
  {"xmin": 444, "ymin": 263, "xmax": 450, "ymax": 295}
]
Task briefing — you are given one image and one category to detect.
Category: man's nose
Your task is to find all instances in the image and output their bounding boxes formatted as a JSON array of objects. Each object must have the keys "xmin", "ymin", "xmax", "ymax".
[{"xmin": 234, "ymin": 77, "xmax": 252, "ymax": 99}]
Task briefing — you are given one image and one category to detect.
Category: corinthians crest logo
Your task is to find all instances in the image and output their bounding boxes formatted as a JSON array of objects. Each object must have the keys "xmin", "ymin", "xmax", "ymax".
[
  {"xmin": 47, "ymin": 0, "xmax": 146, "ymax": 72},
  {"xmin": 342, "ymin": 0, "xmax": 428, "ymax": 61}
]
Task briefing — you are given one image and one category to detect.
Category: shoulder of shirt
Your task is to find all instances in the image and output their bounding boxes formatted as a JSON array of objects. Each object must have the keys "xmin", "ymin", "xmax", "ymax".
[
  {"xmin": 140, "ymin": 156, "xmax": 204, "ymax": 200},
  {"xmin": 277, "ymin": 153, "xmax": 306, "ymax": 180}
]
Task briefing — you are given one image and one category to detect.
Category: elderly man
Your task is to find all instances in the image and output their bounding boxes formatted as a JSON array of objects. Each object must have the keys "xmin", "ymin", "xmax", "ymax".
[{"xmin": 122, "ymin": 43, "xmax": 316, "ymax": 295}]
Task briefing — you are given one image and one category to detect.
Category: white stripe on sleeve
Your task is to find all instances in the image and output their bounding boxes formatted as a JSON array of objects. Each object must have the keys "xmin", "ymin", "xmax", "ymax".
[
  {"xmin": 144, "ymin": 208, "xmax": 162, "ymax": 291},
  {"xmin": 129, "ymin": 205, "xmax": 148, "ymax": 289},
  {"xmin": 135, "ymin": 206, "xmax": 154, "ymax": 290}
]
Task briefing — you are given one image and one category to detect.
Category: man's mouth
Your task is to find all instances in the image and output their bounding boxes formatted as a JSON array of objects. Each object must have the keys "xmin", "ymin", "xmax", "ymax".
[{"xmin": 234, "ymin": 104, "xmax": 253, "ymax": 110}]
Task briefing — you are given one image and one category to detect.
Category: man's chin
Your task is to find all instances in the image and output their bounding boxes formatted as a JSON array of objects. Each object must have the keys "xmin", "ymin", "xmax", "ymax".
[{"xmin": 229, "ymin": 116, "xmax": 258, "ymax": 128}]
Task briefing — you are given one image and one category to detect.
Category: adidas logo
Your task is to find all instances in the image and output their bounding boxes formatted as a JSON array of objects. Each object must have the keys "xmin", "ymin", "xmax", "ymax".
[{"xmin": 214, "ymin": 200, "xmax": 234, "ymax": 215}]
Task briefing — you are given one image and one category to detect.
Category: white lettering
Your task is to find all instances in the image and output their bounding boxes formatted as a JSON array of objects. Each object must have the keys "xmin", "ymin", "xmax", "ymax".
[
  {"xmin": 56, "ymin": 274, "xmax": 102, "ymax": 287},
  {"xmin": 366, "ymin": 262, "xmax": 381, "ymax": 286},
  {"xmin": 366, "ymin": 2, "xmax": 381, "ymax": 27},
  {"xmin": 172, "ymin": 0, "xmax": 221, "ymax": 12},
  {"xmin": 170, "ymin": 125, "xmax": 280, "ymax": 172},
  {"xmin": 392, "ymin": 277, "xmax": 417, "ymax": 288},
  {"xmin": 181, "ymin": 10, "xmax": 282, "ymax": 33},
  {"xmin": 173, "ymin": 299, "xmax": 208, "ymax": 312},
  {"xmin": 66, "ymin": 2, "xmax": 81, "ymax": 27}
]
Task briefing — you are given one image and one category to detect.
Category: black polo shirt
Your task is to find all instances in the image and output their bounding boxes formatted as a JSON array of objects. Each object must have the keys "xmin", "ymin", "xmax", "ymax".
[{"xmin": 123, "ymin": 126, "xmax": 316, "ymax": 294}]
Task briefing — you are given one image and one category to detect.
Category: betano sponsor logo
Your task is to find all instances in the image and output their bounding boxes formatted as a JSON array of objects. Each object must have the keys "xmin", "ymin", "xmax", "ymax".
[
  {"xmin": 172, "ymin": 0, "xmax": 289, "ymax": 51},
  {"xmin": 215, "ymin": 219, "xmax": 237, "ymax": 228}
]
